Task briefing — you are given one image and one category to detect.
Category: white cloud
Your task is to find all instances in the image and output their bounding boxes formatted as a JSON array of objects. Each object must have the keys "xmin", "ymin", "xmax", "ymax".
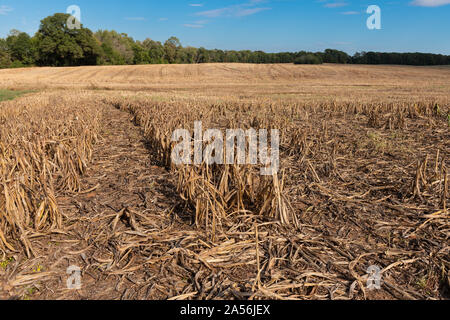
[
  {"xmin": 184, "ymin": 19, "xmax": 209, "ymax": 28},
  {"xmin": 341, "ymin": 11, "xmax": 360, "ymax": 15},
  {"xmin": 197, "ymin": 8, "xmax": 227, "ymax": 18},
  {"xmin": 189, "ymin": 4, "xmax": 203, "ymax": 7},
  {"xmin": 324, "ymin": 2, "xmax": 348, "ymax": 8},
  {"xmin": 234, "ymin": 7, "xmax": 271, "ymax": 17},
  {"xmin": 0, "ymin": 5, "xmax": 13, "ymax": 15},
  {"xmin": 411, "ymin": 0, "xmax": 450, "ymax": 6},
  {"xmin": 184, "ymin": 24, "xmax": 204, "ymax": 28},
  {"xmin": 196, "ymin": 1, "xmax": 271, "ymax": 18}
]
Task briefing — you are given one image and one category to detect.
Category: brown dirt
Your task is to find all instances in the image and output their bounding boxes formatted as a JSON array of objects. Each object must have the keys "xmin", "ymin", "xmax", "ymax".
[
  {"xmin": 1, "ymin": 99, "xmax": 447, "ymax": 300},
  {"xmin": 1, "ymin": 104, "xmax": 187, "ymax": 299},
  {"xmin": 0, "ymin": 64, "xmax": 449, "ymax": 300}
]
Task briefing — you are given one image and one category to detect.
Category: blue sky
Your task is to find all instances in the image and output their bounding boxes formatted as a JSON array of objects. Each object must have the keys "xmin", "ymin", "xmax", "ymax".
[{"xmin": 0, "ymin": 0, "xmax": 449, "ymax": 54}]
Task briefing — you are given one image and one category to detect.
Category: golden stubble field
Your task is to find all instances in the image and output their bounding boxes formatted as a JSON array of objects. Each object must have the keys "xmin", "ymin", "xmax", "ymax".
[
  {"xmin": 0, "ymin": 63, "xmax": 449, "ymax": 300},
  {"xmin": 1, "ymin": 63, "xmax": 450, "ymax": 103}
]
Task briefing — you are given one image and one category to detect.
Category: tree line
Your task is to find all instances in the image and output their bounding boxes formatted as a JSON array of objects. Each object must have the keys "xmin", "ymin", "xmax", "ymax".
[{"xmin": 1, "ymin": 13, "xmax": 449, "ymax": 69}]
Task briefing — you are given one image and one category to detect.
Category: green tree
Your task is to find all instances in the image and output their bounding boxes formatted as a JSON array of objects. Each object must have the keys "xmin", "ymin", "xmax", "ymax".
[
  {"xmin": 164, "ymin": 36, "xmax": 182, "ymax": 64},
  {"xmin": 178, "ymin": 46, "xmax": 198, "ymax": 64},
  {"xmin": 323, "ymin": 49, "xmax": 349, "ymax": 64},
  {"xmin": 142, "ymin": 38, "xmax": 166, "ymax": 64},
  {"xmin": 35, "ymin": 13, "xmax": 101, "ymax": 66},
  {"xmin": 294, "ymin": 54, "xmax": 322, "ymax": 65},
  {"xmin": 0, "ymin": 39, "xmax": 12, "ymax": 68},
  {"xmin": 196, "ymin": 47, "xmax": 210, "ymax": 63},
  {"xmin": 6, "ymin": 30, "xmax": 35, "ymax": 65},
  {"xmin": 95, "ymin": 30, "xmax": 135, "ymax": 65},
  {"xmin": 133, "ymin": 42, "xmax": 151, "ymax": 64}
]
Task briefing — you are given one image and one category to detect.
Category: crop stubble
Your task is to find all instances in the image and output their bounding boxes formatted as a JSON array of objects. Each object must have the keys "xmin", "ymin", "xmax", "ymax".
[{"xmin": 0, "ymin": 64, "xmax": 449, "ymax": 300}]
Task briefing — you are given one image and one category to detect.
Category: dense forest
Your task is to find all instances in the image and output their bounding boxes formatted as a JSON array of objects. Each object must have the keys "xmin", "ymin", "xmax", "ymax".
[{"xmin": 1, "ymin": 13, "xmax": 449, "ymax": 69}]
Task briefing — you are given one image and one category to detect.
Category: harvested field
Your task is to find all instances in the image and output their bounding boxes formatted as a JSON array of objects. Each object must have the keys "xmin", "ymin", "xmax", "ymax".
[
  {"xmin": 1, "ymin": 63, "xmax": 450, "ymax": 104},
  {"xmin": 0, "ymin": 64, "xmax": 449, "ymax": 300}
]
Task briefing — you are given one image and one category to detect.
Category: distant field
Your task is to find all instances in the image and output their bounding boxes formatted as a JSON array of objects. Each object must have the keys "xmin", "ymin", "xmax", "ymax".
[
  {"xmin": 1, "ymin": 63, "xmax": 450, "ymax": 104},
  {"xmin": 0, "ymin": 63, "xmax": 449, "ymax": 301}
]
